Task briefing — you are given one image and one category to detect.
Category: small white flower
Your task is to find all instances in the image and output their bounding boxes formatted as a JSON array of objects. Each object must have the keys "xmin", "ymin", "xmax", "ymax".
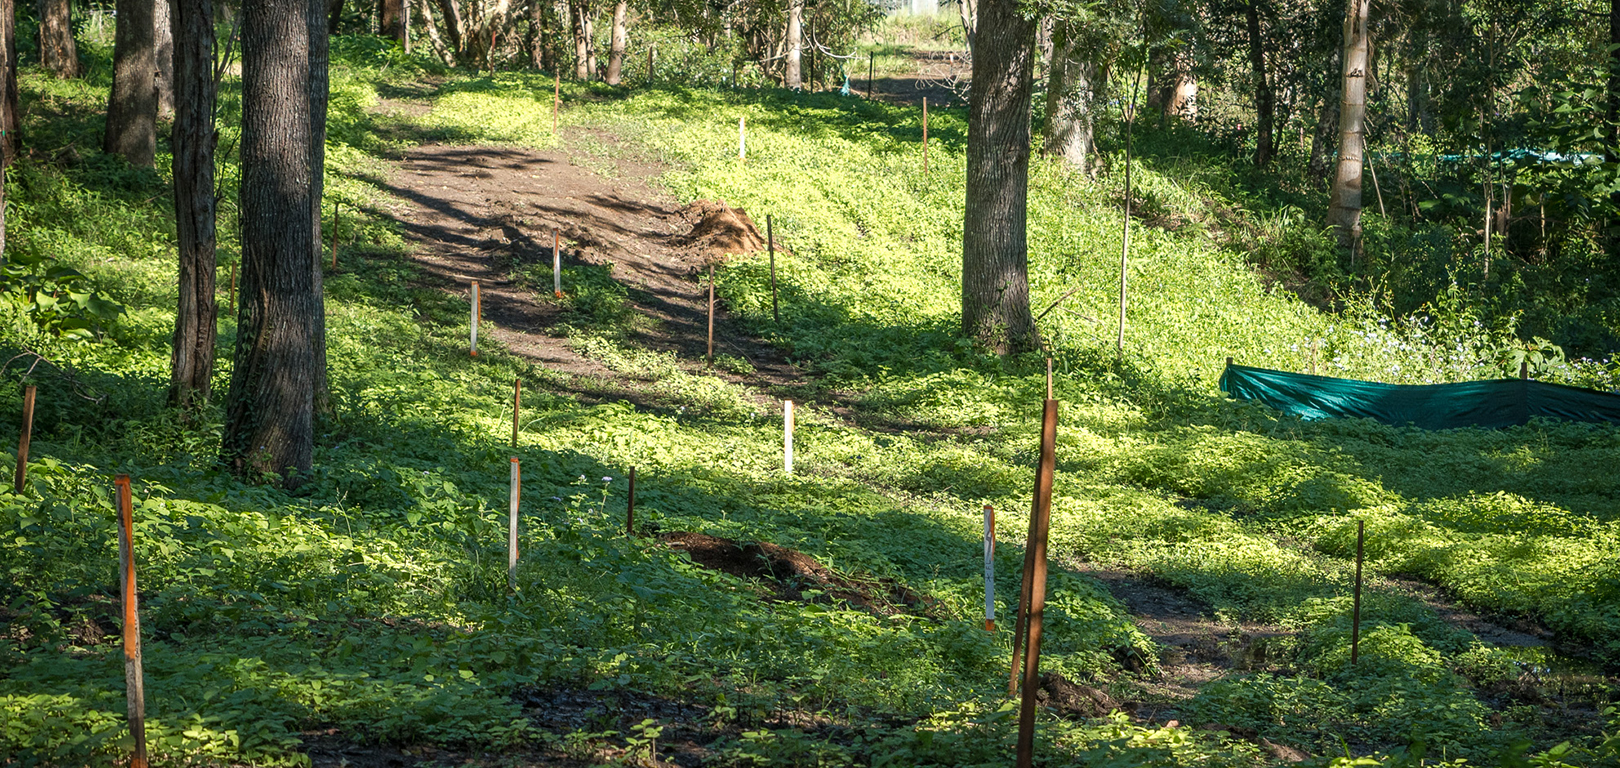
[{"xmin": 601, "ymin": 476, "xmax": 613, "ymax": 483}]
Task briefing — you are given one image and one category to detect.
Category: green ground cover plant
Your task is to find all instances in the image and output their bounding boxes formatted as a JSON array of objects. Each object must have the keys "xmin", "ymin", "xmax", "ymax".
[{"xmin": 1, "ymin": 37, "xmax": 1617, "ymax": 767}]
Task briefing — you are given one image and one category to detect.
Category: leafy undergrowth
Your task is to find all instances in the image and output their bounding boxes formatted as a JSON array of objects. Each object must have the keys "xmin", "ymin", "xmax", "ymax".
[{"xmin": 1, "ymin": 40, "xmax": 1618, "ymax": 768}]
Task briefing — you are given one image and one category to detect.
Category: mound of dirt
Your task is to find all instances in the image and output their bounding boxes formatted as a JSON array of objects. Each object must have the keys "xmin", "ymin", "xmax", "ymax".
[
  {"xmin": 661, "ymin": 531, "xmax": 933, "ymax": 617},
  {"xmin": 676, "ymin": 200, "xmax": 771, "ymax": 266},
  {"xmin": 1037, "ymin": 672, "xmax": 1125, "ymax": 718}
]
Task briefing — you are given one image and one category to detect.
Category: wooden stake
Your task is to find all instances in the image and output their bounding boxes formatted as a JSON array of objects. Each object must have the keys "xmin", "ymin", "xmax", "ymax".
[
  {"xmin": 14, "ymin": 385, "xmax": 35, "ymax": 494},
  {"xmin": 767, "ymin": 215, "xmax": 779, "ymax": 324},
  {"xmin": 1350, "ymin": 519, "xmax": 1364, "ymax": 666},
  {"xmin": 922, "ymin": 97, "xmax": 929, "ymax": 177},
  {"xmin": 1014, "ymin": 397, "xmax": 1059, "ymax": 768},
  {"xmin": 1520, "ymin": 360, "xmax": 1529, "ymax": 380},
  {"xmin": 512, "ymin": 378, "xmax": 521, "ymax": 447},
  {"xmin": 553, "ymin": 76, "xmax": 561, "ymax": 133},
  {"xmin": 553, "ymin": 228, "xmax": 563, "ymax": 297},
  {"xmin": 783, "ymin": 401, "xmax": 794, "ymax": 475},
  {"xmin": 626, "ymin": 466, "xmax": 636, "ymax": 536},
  {"xmin": 469, "ymin": 281, "xmax": 480, "ymax": 357},
  {"xmin": 868, "ymin": 52, "xmax": 875, "ymax": 98},
  {"xmin": 329, "ymin": 201, "xmax": 340, "ymax": 270},
  {"xmin": 115, "ymin": 475, "xmax": 148, "ymax": 768},
  {"xmin": 706, "ymin": 264, "xmax": 715, "ymax": 366},
  {"xmin": 983, "ymin": 504, "xmax": 996, "ymax": 632},
  {"xmin": 648, "ymin": 45, "xmax": 654, "ymax": 82},
  {"xmin": 508, "ymin": 458, "xmax": 521, "ymax": 591}
]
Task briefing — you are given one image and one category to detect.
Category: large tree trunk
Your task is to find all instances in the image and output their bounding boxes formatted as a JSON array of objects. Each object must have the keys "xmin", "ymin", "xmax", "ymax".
[
  {"xmin": 1042, "ymin": 19, "xmax": 1096, "ymax": 174},
  {"xmin": 105, "ymin": 0, "xmax": 157, "ymax": 167},
  {"xmin": 381, "ymin": 0, "xmax": 407, "ymax": 46},
  {"xmin": 328, "ymin": 0, "xmax": 344, "ymax": 34},
  {"xmin": 168, "ymin": 0, "xmax": 217, "ymax": 409},
  {"xmin": 420, "ymin": 0, "xmax": 454, "ymax": 64},
  {"xmin": 571, "ymin": 0, "xmax": 588, "ymax": 78},
  {"xmin": 224, "ymin": 0, "xmax": 324, "ymax": 486},
  {"xmin": 0, "ymin": 0, "xmax": 15, "ymax": 259},
  {"xmin": 783, "ymin": 0, "xmax": 801, "ymax": 89},
  {"xmin": 957, "ymin": 0, "xmax": 976, "ymax": 57},
  {"xmin": 37, "ymin": 0, "xmax": 79, "ymax": 78},
  {"xmin": 583, "ymin": 7, "xmax": 596, "ymax": 78},
  {"xmin": 961, "ymin": 0, "xmax": 1038, "ymax": 354},
  {"xmin": 1608, "ymin": 0, "xmax": 1620, "ymax": 252},
  {"xmin": 604, "ymin": 0, "xmax": 625, "ymax": 84},
  {"xmin": 526, "ymin": 0, "xmax": 543, "ymax": 68},
  {"xmin": 1326, "ymin": 0, "xmax": 1369, "ymax": 250},
  {"xmin": 155, "ymin": 0, "xmax": 174, "ymax": 118},
  {"xmin": 309, "ymin": 0, "xmax": 330, "ymax": 415},
  {"xmin": 1245, "ymin": 0, "xmax": 1272, "ymax": 166},
  {"xmin": 435, "ymin": 0, "xmax": 463, "ymax": 54}
]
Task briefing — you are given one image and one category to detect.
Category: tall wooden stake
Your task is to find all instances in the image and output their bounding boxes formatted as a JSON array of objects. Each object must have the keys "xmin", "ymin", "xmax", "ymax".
[
  {"xmin": 706, "ymin": 264, "xmax": 716, "ymax": 365},
  {"xmin": 767, "ymin": 215, "xmax": 779, "ymax": 324},
  {"xmin": 783, "ymin": 400, "xmax": 795, "ymax": 475},
  {"xmin": 922, "ymin": 97, "xmax": 929, "ymax": 176},
  {"xmin": 983, "ymin": 504, "xmax": 996, "ymax": 632},
  {"xmin": 1350, "ymin": 519, "xmax": 1364, "ymax": 666},
  {"xmin": 626, "ymin": 466, "xmax": 637, "ymax": 536},
  {"xmin": 509, "ymin": 458, "xmax": 521, "ymax": 591},
  {"xmin": 512, "ymin": 378, "xmax": 521, "ymax": 447},
  {"xmin": 115, "ymin": 475, "xmax": 148, "ymax": 768},
  {"xmin": 469, "ymin": 281, "xmax": 481, "ymax": 356},
  {"xmin": 1014, "ymin": 393, "xmax": 1059, "ymax": 768},
  {"xmin": 553, "ymin": 228, "xmax": 563, "ymax": 297},
  {"xmin": 14, "ymin": 385, "xmax": 35, "ymax": 493},
  {"xmin": 868, "ymin": 52, "xmax": 875, "ymax": 98},
  {"xmin": 329, "ymin": 201, "xmax": 340, "ymax": 269}
]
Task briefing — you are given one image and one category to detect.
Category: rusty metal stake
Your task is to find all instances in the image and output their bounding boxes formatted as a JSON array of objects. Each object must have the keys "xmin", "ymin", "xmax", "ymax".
[
  {"xmin": 115, "ymin": 475, "xmax": 148, "ymax": 768},
  {"xmin": 626, "ymin": 466, "xmax": 637, "ymax": 536},
  {"xmin": 14, "ymin": 385, "xmax": 35, "ymax": 493},
  {"xmin": 768, "ymin": 215, "xmax": 779, "ymax": 325},
  {"xmin": 1351, "ymin": 519, "xmax": 1364, "ymax": 666},
  {"xmin": 1014, "ymin": 395, "xmax": 1059, "ymax": 768}
]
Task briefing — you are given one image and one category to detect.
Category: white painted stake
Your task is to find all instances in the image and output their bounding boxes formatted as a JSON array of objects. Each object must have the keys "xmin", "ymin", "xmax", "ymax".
[
  {"xmin": 984, "ymin": 504, "xmax": 996, "ymax": 632},
  {"xmin": 739, "ymin": 116, "xmax": 747, "ymax": 161},
  {"xmin": 508, "ymin": 457, "xmax": 520, "ymax": 591},
  {"xmin": 783, "ymin": 400, "xmax": 794, "ymax": 475},
  {"xmin": 469, "ymin": 280, "xmax": 481, "ymax": 357}
]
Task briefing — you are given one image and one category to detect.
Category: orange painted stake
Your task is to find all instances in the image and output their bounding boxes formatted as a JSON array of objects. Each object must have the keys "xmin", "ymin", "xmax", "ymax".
[
  {"xmin": 115, "ymin": 475, "xmax": 148, "ymax": 768},
  {"xmin": 512, "ymin": 378, "xmax": 521, "ymax": 447},
  {"xmin": 14, "ymin": 385, "xmax": 35, "ymax": 493}
]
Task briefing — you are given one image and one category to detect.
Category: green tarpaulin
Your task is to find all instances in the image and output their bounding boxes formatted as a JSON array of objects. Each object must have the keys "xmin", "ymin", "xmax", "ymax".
[{"xmin": 1219, "ymin": 363, "xmax": 1620, "ymax": 430}]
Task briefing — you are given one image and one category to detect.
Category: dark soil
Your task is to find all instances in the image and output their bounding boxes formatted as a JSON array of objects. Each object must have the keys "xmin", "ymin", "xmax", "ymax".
[{"xmin": 660, "ymin": 530, "xmax": 935, "ymax": 617}]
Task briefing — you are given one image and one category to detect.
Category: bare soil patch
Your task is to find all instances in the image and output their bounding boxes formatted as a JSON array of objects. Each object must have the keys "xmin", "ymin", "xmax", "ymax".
[{"xmin": 661, "ymin": 531, "xmax": 935, "ymax": 617}]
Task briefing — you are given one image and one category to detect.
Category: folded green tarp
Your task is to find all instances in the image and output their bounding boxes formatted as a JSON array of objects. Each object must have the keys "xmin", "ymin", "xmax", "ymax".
[{"xmin": 1219, "ymin": 363, "xmax": 1620, "ymax": 429}]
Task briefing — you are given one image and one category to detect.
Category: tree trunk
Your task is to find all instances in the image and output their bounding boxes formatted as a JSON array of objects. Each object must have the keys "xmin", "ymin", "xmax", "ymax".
[
  {"xmin": 526, "ymin": 0, "xmax": 543, "ymax": 68},
  {"xmin": 1326, "ymin": 0, "xmax": 1369, "ymax": 250},
  {"xmin": 1167, "ymin": 55, "xmax": 1196, "ymax": 120},
  {"xmin": 328, "ymin": 0, "xmax": 344, "ymax": 34},
  {"xmin": 309, "ymin": 0, "xmax": 330, "ymax": 415},
  {"xmin": 224, "ymin": 0, "xmax": 324, "ymax": 486},
  {"xmin": 583, "ymin": 7, "xmax": 596, "ymax": 78},
  {"xmin": 0, "ymin": 0, "xmax": 14, "ymax": 259},
  {"xmin": 1608, "ymin": 0, "xmax": 1620, "ymax": 251},
  {"xmin": 168, "ymin": 0, "xmax": 216, "ymax": 410},
  {"xmin": 571, "ymin": 0, "xmax": 589, "ymax": 78},
  {"xmin": 105, "ymin": 0, "xmax": 157, "ymax": 166},
  {"xmin": 1245, "ymin": 0, "xmax": 1272, "ymax": 167},
  {"xmin": 419, "ymin": 0, "xmax": 454, "ymax": 64},
  {"xmin": 1308, "ymin": 92, "xmax": 1336, "ymax": 185},
  {"xmin": 1042, "ymin": 19, "xmax": 1095, "ymax": 174},
  {"xmin": 962, "ymin": 0, "xmax": 1038, "ymax": 354},
  {"xmin": 435, "ymin": 0, "xmax": 462, "ymax": 54},
  {"xmin": 154, "ymin": 0, "xmax": 174, "ymax": 118},
  {"xmin": 783, "ymin": 0, "xmax": 801, "ymax": 89},
  {"xmin": 381, "ymin": 0, "xmax": 404, "ymax": 42},
  {"xmin": 957, "ymin": 0, "xmax": 975, "ymax": 57},
  {"xmin": 37, "ymin": 0, "xmax": 79, "ymax": 78},
  {"xmin": 603, "ymin": 0, "xmax": 625, "ymax": 83}
]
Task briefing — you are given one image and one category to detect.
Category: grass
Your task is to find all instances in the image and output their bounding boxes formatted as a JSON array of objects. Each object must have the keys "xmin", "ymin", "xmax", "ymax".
[{"xmin": 0, "ymin": 36, "xmax": 1618, "ymax": 767}]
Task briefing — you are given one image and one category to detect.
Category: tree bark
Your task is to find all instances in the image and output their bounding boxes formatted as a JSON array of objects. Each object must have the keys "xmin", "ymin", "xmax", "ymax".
[
  {"xmin": 328, "ymin": 0, "xmax": 344, "ymax": 34},
  {"xmin": 155, "ymin": 0, "xmax": 174, "ymax": 118},
  {"xmin": 571, "ymin": 0, "xmax": 588, "ymax": 78},
  {"xmin": 1042, "ymin": 18, "xmax": 1096, "ymax": 174},
  {"xmin": 957, "ymin": 0, "xmax": 975, "ymax": 57},
  {"xmin": 604, "ymin": 0, "xmax": 625, "ymax": 84},
  {"xmin": 962, "ymin": 0, "xmax": 1038, "ymax": 354},
  {"xmin": 1608, "ymin": 0, "xmax": 1620, "ymax": 251},
  {"xmin": 435, "ymin": 0, "xmax": 463, "ymax": 54},
  {"xmin": 105, "ymin": 0, "xmax": 156, "ymax": 166},
  {"xmin": 381, "ymin": 0, "xmax": 404, "ymax": 43},
  {"xmin": 526, "ymin": 0, "xmax": 544, "ymax": 69},
  {"xmin": 783, "ymin": 0, "xmax": 801, "ymax": 89},
  {"xmin": 1308, "ymin": 93, "xmax": 1338, "ymax": 186},
  {"xmin": 37, "ymin": 0, "xmax": 79, "ymax": 78},
  {"xmin": 0, "ymin": 0, "xmax": 15, "ymax": 259},
  {"xmin": 1326, "ymin": 0, "xmax": 1369, "ymax": 250},
  {"xmin": 583, "ymin": 7, "xmax": 596, "ymax": 78},
  {"xmin": 224, "ymin": 0, "xmax": 324, "ymax": 486},
  {"xmin": 421, "ymin": 0, "xmax": 454, "ymax": 65},
  {"xmin": 168, "ymin": 0, "xmax": 216, "ymax": 409},
  {"xmin": 1245, "ymin": 0, "xmax": 1272, "ymax": 167},
  {"xmin": 309, "ymin": 0, "xmax": 330, "ymax": 415}
]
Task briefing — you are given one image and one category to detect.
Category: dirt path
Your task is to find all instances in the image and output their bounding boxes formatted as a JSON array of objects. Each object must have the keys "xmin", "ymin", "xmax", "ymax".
[{"xmin": 375, "ymin": 131, "xmax": 804, "ymax": 410}]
